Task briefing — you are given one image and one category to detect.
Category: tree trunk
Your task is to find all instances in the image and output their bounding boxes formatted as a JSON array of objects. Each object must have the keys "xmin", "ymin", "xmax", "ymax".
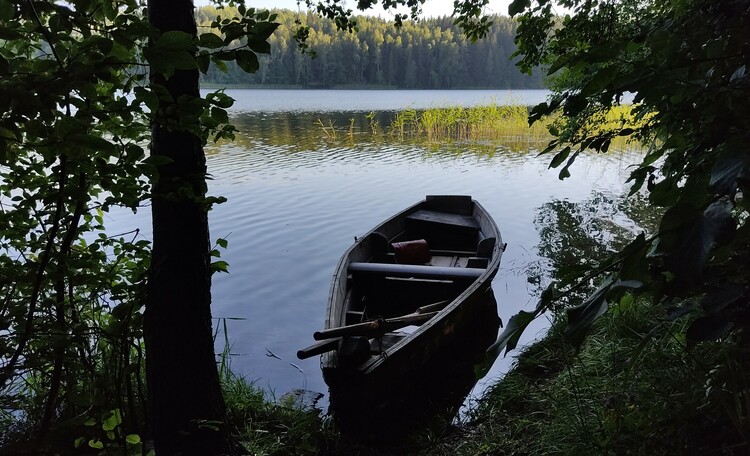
[{"xmin": 145, "ymin": 0, "xmax": 234, "ymax": 454}]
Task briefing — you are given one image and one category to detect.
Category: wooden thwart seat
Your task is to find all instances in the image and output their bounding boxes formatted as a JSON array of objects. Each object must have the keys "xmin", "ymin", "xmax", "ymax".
[
  {"xmin": 406, "ymin": 209, "xmax": 481, "ymax": 231},
  {"xmin": 348, "ymin": 262, "xmax": 484, "ymax": 279}
]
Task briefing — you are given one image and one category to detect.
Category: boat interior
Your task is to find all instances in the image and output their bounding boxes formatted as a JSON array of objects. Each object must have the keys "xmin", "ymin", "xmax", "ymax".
[{"xmin": 340, "ymin": 204, "xmax": 496, "ymax": 355}]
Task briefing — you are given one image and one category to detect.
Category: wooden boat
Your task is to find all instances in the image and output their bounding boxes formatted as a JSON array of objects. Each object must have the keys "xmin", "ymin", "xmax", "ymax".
[{"xmin": 298, "ymin": 195, "xmax": 505, "ymax": 439}]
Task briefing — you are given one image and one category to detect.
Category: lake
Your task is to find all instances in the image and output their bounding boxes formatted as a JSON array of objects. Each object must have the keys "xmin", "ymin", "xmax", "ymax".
[{"xmin": 116, "ymin": 89, "xmax": 644, "ymax": 405}]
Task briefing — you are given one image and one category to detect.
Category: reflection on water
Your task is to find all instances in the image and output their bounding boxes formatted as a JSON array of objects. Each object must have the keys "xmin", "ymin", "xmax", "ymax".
[
  {"xmin": 524, "ymin": 192, "xmax": 657, "ymax": 316},
  {"xmin": 208, "ymin": 110, "xmax": 553, "ymax": 156},
  {"xmin": 215, "ymin": 89, "xmax": 552, "ymax": 113}
]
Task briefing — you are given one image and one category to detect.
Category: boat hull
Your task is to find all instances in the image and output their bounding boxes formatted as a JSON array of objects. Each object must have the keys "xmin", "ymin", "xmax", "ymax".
[{"xmin": 318, "ymin": 195, "xmax": 504, "ymax": 439}]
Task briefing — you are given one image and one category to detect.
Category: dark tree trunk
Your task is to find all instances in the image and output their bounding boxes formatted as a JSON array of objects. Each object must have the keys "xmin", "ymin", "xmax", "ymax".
[{"xmin": 145, "ymin": 0, "xmax": 234, "ymax": 454}]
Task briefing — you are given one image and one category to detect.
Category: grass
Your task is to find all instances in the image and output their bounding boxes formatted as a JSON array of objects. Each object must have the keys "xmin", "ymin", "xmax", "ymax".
[
  {"xmin": 422, "ymin": 299, "xmax": 750, "ymax": 456},
  {"xmin": 221, "ymin": 371, "xmax": 339, "ymax": 456},
  {"xmin": 388, "ymin": 104, "xmax": 550, "ymax": 144}
]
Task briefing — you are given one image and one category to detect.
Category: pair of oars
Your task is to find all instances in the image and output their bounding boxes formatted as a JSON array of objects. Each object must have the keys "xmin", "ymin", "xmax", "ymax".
[{"xmin": 296, "ymin": 300, "xmax": 449, "ymax": 360}]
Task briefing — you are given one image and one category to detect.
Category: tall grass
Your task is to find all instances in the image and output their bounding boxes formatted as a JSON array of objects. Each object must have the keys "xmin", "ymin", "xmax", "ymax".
[
  {"xmin": 384, "ymin": 103, "xmax": 650, "ymax": 155},
  {"xmin": 389, "ymin": 104, "xmax": 550, "ymax": 143}
]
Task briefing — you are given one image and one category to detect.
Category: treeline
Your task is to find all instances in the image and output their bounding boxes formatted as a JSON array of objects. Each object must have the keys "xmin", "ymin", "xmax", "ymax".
[{"xmin": 197, "ymin": 8, "xmax": 545, "ymax": 89}]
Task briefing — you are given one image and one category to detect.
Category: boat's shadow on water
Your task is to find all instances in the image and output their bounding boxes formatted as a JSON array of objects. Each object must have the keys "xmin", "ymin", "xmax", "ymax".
[{"xmin": 327, "ymin": 291, "xmax": 501, "ymax": 448}]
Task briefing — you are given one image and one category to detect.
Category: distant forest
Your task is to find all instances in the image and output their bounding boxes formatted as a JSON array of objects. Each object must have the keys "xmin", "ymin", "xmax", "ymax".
[{"xmin": 197, "ymin": 8, "xmax": 546, "ymax": 89}]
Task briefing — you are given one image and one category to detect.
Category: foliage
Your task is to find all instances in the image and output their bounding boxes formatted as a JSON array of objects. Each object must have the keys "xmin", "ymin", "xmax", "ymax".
[
  {"xmin": 302, "ymin": 0, "xmax": 493, "ymax": 41},
  {"xmin": 4, "ymin": 0, "xmax": 745, "ymax": 451},
  {"xmin": 0, "ymin": 0, "xmax": 277, "ymax": 451},
  {"xmin": 475, "ymin": 0, "xmax": 750, "ymax": 450},
  {"xmin": 223, "ymin": 373, "xmax": 337, "ymax": 456},
  {"xmin": 0, "ymin": 0, "xmax": 153, "ymax": 449},
  {"xmin": 431, "ymin": 300, "xmax": 750, "ymax": 455},
  {"xmin": 197, "ymin": 8, "xmax": 545, "ymax": 89},
  {"xmin": 489, "ymin": 0, "xmax": 750, "ymax": 361}
]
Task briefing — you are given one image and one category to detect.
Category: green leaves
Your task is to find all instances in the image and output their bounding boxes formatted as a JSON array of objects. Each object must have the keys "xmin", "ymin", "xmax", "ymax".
[
  {"xmin": 659, "ymin": 201, "xmax": 735, "ymax": 286},
  {"xmin": 0, "ymin": 0, "xmax": 167, "ymax": 445},
  {"xmin": 101, "ymin": 409, "xmax": 122, "ymax": 431},
  {"xmin": 508, "ymin": 0, "xmax": 750, "ymax": 354},
  {"xmin": 709, "ymin": 141, "xmax": 749, "ymax": 197},
  {"xmin": 199, "ymin": 32, "xmax": 224, "ymax": 49},
  {"xmin": 235, "ymin": 49, "xmax": 259, "ymax": 73},
  {"xmin": 508, "ymin": 0, "xmax": 531, "ymax": 16},
  {"xmin": 145, "ymin": 30, "xmax": 198, "ymax": 76},
  {"xmin": 565, "ymin": 279, "xmax": 642, "ymax": 347},
  {"xmin": 487, "ymin": 310, "xmax": 536, "ymax": 357},
  {"xmin": 125, "ymin": 434, "xmax": 141, "ymax": 444},
  {"xmin": 0, "ymin": 0, "xmax": 15, "ymax": 21},
  {"xmin": 68, "ymin": 133, "xmax": 117, "ymax": 155}
]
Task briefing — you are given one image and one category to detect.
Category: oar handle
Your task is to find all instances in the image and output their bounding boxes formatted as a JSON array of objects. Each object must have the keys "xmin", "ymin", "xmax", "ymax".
[
  {"xmin": 297, "ymin": 338, "xmax": 339, "ymax": 359},
  {"xmin": 314, "ymin": 319, "xmax": 384, "ymax": 340},
  {"xmin": 313, "ymin": 311, "xmax": 439, "ymax": 340},
  {"xmin": 415, "ymin": 300, "xmax": 450, "ymax": 314}
]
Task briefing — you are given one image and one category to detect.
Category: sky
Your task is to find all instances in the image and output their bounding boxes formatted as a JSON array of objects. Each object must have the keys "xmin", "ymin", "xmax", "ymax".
[{"xmin": 199, "ymin": 0, "xmax": 516, "ymax": 18}]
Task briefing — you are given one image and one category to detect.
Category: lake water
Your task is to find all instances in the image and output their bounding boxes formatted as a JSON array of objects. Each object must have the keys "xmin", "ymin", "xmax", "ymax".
[
  {"xmin": 117, "ymin": 89, "xmax": 644, "ymax": 405},
  {"xmin": 224, "ymin": 89, "xmax": 552, "ymax": 113}
]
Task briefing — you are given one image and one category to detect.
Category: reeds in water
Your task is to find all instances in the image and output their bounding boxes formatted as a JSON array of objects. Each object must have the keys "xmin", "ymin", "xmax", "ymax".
[{"xmin": 389, "ymin": 104, "xmax": 551, "ymax": 143}]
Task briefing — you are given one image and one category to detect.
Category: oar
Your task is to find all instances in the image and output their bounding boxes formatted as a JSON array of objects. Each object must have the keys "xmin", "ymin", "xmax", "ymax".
[
  {"xmin": 313, "ymin": 309, "xmax": 442, "ymax": 341},
  {"xmin": 299, "ymin": 301, "xmax": 452, "ymax": 358},
  {"xmin": 297, "ymin": 338, "xmax": 339, "ymax": 359},
  {"xmin": 414, "ymin": 299, "xmax": 450, "ymax": 314}
]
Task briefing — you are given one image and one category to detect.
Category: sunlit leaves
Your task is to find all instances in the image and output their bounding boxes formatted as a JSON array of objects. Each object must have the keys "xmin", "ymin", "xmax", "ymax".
[{"xmin": 125, "ymin": 434, "xmax": 141, "ymax": 444}]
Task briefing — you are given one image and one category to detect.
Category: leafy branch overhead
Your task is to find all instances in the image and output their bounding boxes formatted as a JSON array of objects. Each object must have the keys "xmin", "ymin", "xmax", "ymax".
[
  {"xmin": 299, "ymin": 0, "xmax": 494, "ymax": 41},
  {"xmin": 494, "ymin": 0, "xmax": 750, "ymax": 349}
]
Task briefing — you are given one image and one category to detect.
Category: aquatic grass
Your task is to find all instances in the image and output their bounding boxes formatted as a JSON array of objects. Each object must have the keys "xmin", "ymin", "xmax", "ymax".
[
  {"xmin": 389, "ymin": 103, "xmax": 551, "ymax": 144},
  {"xmin": 317, "ymin": 118, "xmax": 337, "ymax": 141},
  {"xmin": 386, "ymin": 103, "xmax": 646, "ymax": 154}
]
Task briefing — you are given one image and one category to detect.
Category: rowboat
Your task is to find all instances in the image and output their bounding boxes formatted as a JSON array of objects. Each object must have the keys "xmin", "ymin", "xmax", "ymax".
[{"xmin": 298, "ymin": 195, "xmax": 505, "ymax": 439}]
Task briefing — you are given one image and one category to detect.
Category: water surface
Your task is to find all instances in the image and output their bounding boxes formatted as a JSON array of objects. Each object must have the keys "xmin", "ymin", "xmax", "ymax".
[
  {"xmin": 116, "ymin": 89, "xmax": 644, "ymax": 404},
  {"xmin": 217, "ymin": 88, "xmax": 551, "ymax": 113}
]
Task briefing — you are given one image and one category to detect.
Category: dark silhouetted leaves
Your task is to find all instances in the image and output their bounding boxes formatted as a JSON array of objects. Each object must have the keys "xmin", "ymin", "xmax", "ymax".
[
  {"xmin": 508, "ymin": 0, "xmax": 531, "ymax": 16},
  {"xmin": 235, "ymin": 49, "xmax": 259, "ymax": 73},
  {"xmin": 701, "ymin": 284, "xmax": 744, "ymax": 315},
  {"xmin": 710, "ymin": 143, "xmax": 749, "ymax": 197},
  {"xmin": 662, "ymin": 201, "xmax": 735, "ymax": 285},
  {"xmin": 565, "ymin": 279, "xmax": 613, "ymax": 347},
  {"xmin": 686, "ymin": 315, "xmax": 733, "ymax": 347},
  {"xmin": 487, "ymin": 310, "xmax": 536, "ymax": 357}
]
